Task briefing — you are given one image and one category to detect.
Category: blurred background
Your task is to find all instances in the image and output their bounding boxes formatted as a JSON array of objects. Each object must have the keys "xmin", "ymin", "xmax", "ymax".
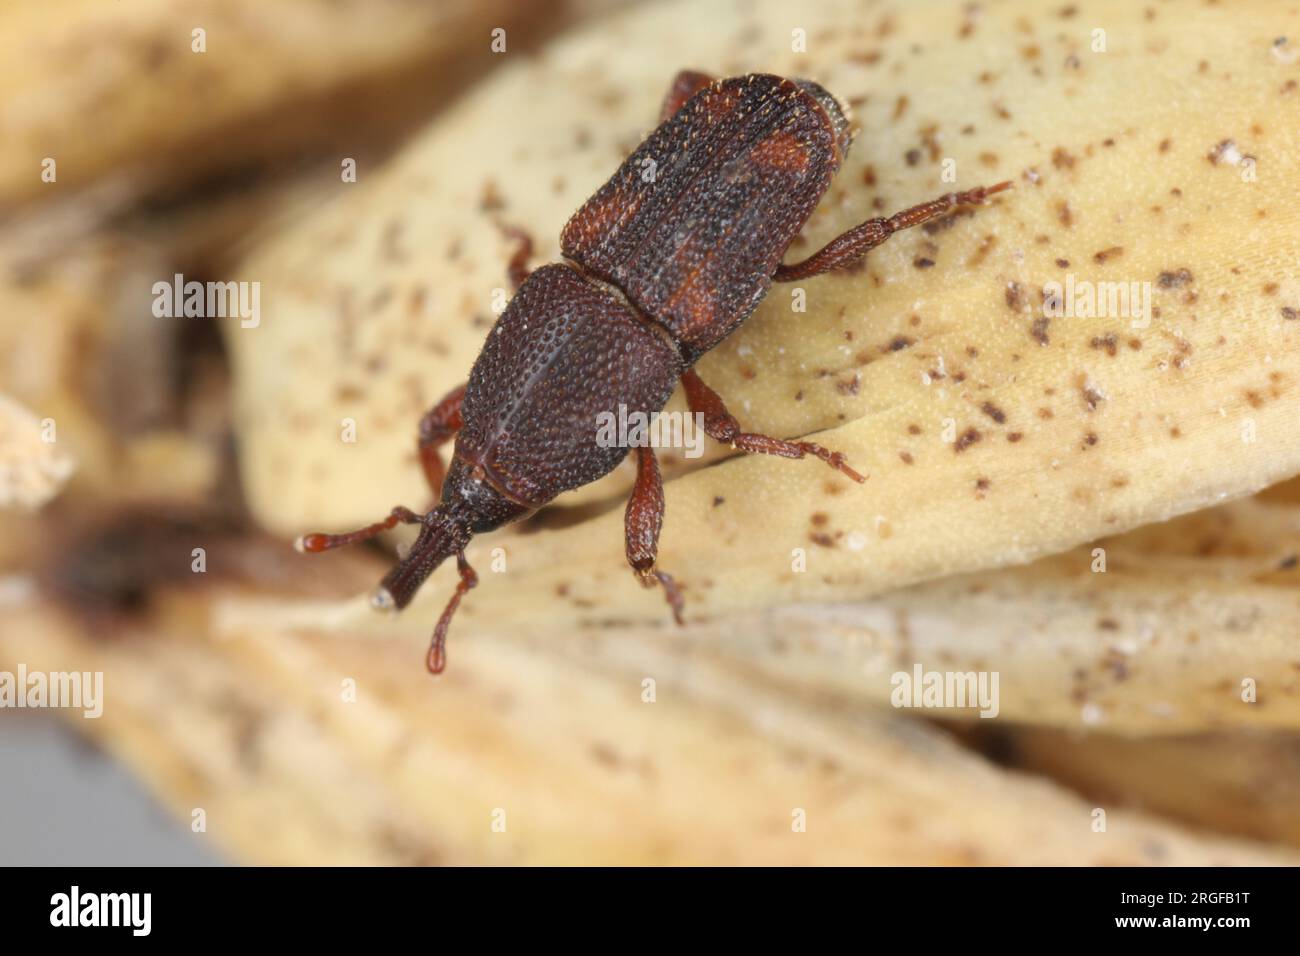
[
  {"xmin": 2, "ymin": 0, "xmax": 1299, "ymax": 866},
  {"xmin": 0, "ymin": 0, "xmax": 611, "ymax": 867}
]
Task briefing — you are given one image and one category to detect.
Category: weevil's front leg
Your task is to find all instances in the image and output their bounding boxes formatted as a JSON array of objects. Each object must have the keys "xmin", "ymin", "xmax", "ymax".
[
  {"xmin": 773, "ymin": 181, "xmax": 1013, "ymax": 282},
  {"xmin": 659, "ymin": 69, "xmax": 715, "ymax": 122},
  {"xmin": 682, "ymin": 370, "xmax": 867, "ymax": 483},
  {"xmin": 417, "ymin": 384, "xmax": 466, "ymax": 498},
  {"xmin": 427, "ymin": 551, "xmax": 478, "ymax": 674},
  {"xmin": 625, "ymin": 445, "xmax": 685, "ymax": 625},
  {"xmin": 295, "ymin": 506, "xmax": 423, "ymax": 553}
]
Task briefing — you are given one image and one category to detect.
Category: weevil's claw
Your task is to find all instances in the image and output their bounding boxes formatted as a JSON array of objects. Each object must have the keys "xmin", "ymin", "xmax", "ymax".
[
  {"xmin": 829, "ymin": 454, "xmax": 868, "ymax": 484},
  {"xmin": 639, "ymin": 567, "xmax": 686, "ymax": 626},
  {"xmin": 970, "ymin": 180, "xmax": 1014, "ymax": 202},
  {"xmin": 658, "ymin": 571, "xmax": 686, "ymax": 626}
]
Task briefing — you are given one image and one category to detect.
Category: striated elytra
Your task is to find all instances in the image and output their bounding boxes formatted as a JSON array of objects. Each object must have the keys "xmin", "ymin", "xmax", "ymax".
[{"xmin": 298, "ymin": 71, "xmax": 1011, "ymax": 674}]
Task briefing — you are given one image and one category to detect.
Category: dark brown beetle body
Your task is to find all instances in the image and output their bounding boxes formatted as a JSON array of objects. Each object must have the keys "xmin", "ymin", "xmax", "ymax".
[
  {"xmin": 299, "ymin": 72, "xmax": 1011, "ymax": 673},
  {"xmin": 458, "ymin": 264, "xmax": 682, "ymax": 508}
]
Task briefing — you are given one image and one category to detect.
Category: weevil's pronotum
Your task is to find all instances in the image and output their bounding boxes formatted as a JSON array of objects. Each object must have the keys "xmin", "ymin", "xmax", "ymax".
[{"xmin": 298, "ymin": 71, "xmax": 1012, "ymax": 673}]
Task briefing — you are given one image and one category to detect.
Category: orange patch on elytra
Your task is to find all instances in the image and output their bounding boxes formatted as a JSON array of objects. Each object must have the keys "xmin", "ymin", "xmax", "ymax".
[
  {"xmin": 750, "ymin": 132, "xmax": 811, "ymax": 171},
  {"xmin": 669, "ymin": 283, "xmax": 716, "ymax": 336}
]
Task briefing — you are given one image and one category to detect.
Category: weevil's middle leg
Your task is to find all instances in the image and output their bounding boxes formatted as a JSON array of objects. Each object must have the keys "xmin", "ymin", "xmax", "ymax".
[
  {"xmin": 773, "ymin": 181, "xmax": 1013, "ymax": 282},
  {"xmin": 417, "ymin": 384, "xmax": 466, "ymax": 499},
  {"xmin": 682, "ymin": 370, "xmax": 867, "ymax": 483},
  {"xmin": 295, "ymin": 506, "xmax": 423, "ymax": 554},
  {"xmin": 624, "ymin": 445, "xmax": 685, "ymax": 625}
]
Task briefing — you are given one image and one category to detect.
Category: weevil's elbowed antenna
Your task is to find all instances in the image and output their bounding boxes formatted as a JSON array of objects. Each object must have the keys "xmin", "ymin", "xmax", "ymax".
[{"xmin": 425, "ymin": 552, "xmax": 478, "ymax": 674}]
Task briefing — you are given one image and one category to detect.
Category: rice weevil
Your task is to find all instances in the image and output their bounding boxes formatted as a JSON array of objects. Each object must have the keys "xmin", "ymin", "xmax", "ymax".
[{"xmin": 298, "ymin": 71, "xmax": 1012, "ymax": 673}]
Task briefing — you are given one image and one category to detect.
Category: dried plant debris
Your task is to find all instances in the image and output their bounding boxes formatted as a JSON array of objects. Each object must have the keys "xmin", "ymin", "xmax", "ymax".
[
  {"xmin": 698, "ymin": 490, "xmax": 1300, "ymax": 735},
  {"xmin": 0, "ymin": 0, "xmax": 537, "ymax": 215},
  {"xmin": 0, "ymin": 395, "xmax": 75, "ymax": 510},
  {"xmin": 2, "ymin": 589, "xmax": 1297, "ymax": 866},
  {"xmin": 0, "ymin": 237, "xmax": 226, "ymax": 508},
  {"xmin": 229, "ymin": 483, "xmax": 1300, "ymax": 735},
  {"xmin": 956, "ymin": 725, "xmax": 1300, "ymax": 849}
]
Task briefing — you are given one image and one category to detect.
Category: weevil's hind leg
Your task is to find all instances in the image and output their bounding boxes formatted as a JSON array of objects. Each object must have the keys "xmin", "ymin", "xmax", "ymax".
[
  {"xmin": 659, "ymin": 69, "xmax": 715, "ymax": 122},
  {"xmin": 499, "ymin": 224, "xmax": 534, "ymax": 291},
  {"xmin": 427, "ymin": 551, "xmax": 478, "ymax": 674},
  {"xmin": 682, "ymin": 370, "xmax": 867, "ymax": 483},
  {"xmin": 624, "ymin": 446, "xmax": 685, "ymax": 625},
  {"xmin": 417, "ymin": 384, "xmax": 466, "ymax": 499},
  {"xmin": 296, "ymin": 506, "xmax": 423, "ymax": 554},
  {"xmin": 773, "ymin": 181, "xmax": 1014, "ymax": 282}
]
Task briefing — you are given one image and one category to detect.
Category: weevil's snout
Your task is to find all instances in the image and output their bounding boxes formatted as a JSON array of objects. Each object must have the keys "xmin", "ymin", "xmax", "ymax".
[{"xmin": 374, "ymin": 507, "xmax": 470, "ymax": 612}]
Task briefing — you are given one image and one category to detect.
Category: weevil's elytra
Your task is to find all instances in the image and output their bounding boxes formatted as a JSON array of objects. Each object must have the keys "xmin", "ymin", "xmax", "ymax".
[
  {"xmin": 562, "ymin": 75, "xmax": 851, "ymax": 360},
  {"xmin": 298, "ymin": 70, "xmax": 1012, "ymax": 674}
]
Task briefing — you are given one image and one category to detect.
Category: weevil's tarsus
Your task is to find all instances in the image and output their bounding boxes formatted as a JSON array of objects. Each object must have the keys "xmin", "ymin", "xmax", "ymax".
[
  {"xmin": 417, "ymin": 384, "xmax": 466, "ymax": 499},
  {"xmin": 647, "ymin": 568, "xmax": 685, "ymax": 626},
  {"xmin": 682, "ymin": 369, "xmax": 867, "ymax": 483},
  {"xmin": 624, "ymin": 446, "xmax": 685, "ymax": 625},
  {"xmin": 428, "ymin": 551, "xmax": 478, "ymax": 674},
  {"xmin": 773, "ymin": 180, "xmax": 1014, "ymax": 282}
]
